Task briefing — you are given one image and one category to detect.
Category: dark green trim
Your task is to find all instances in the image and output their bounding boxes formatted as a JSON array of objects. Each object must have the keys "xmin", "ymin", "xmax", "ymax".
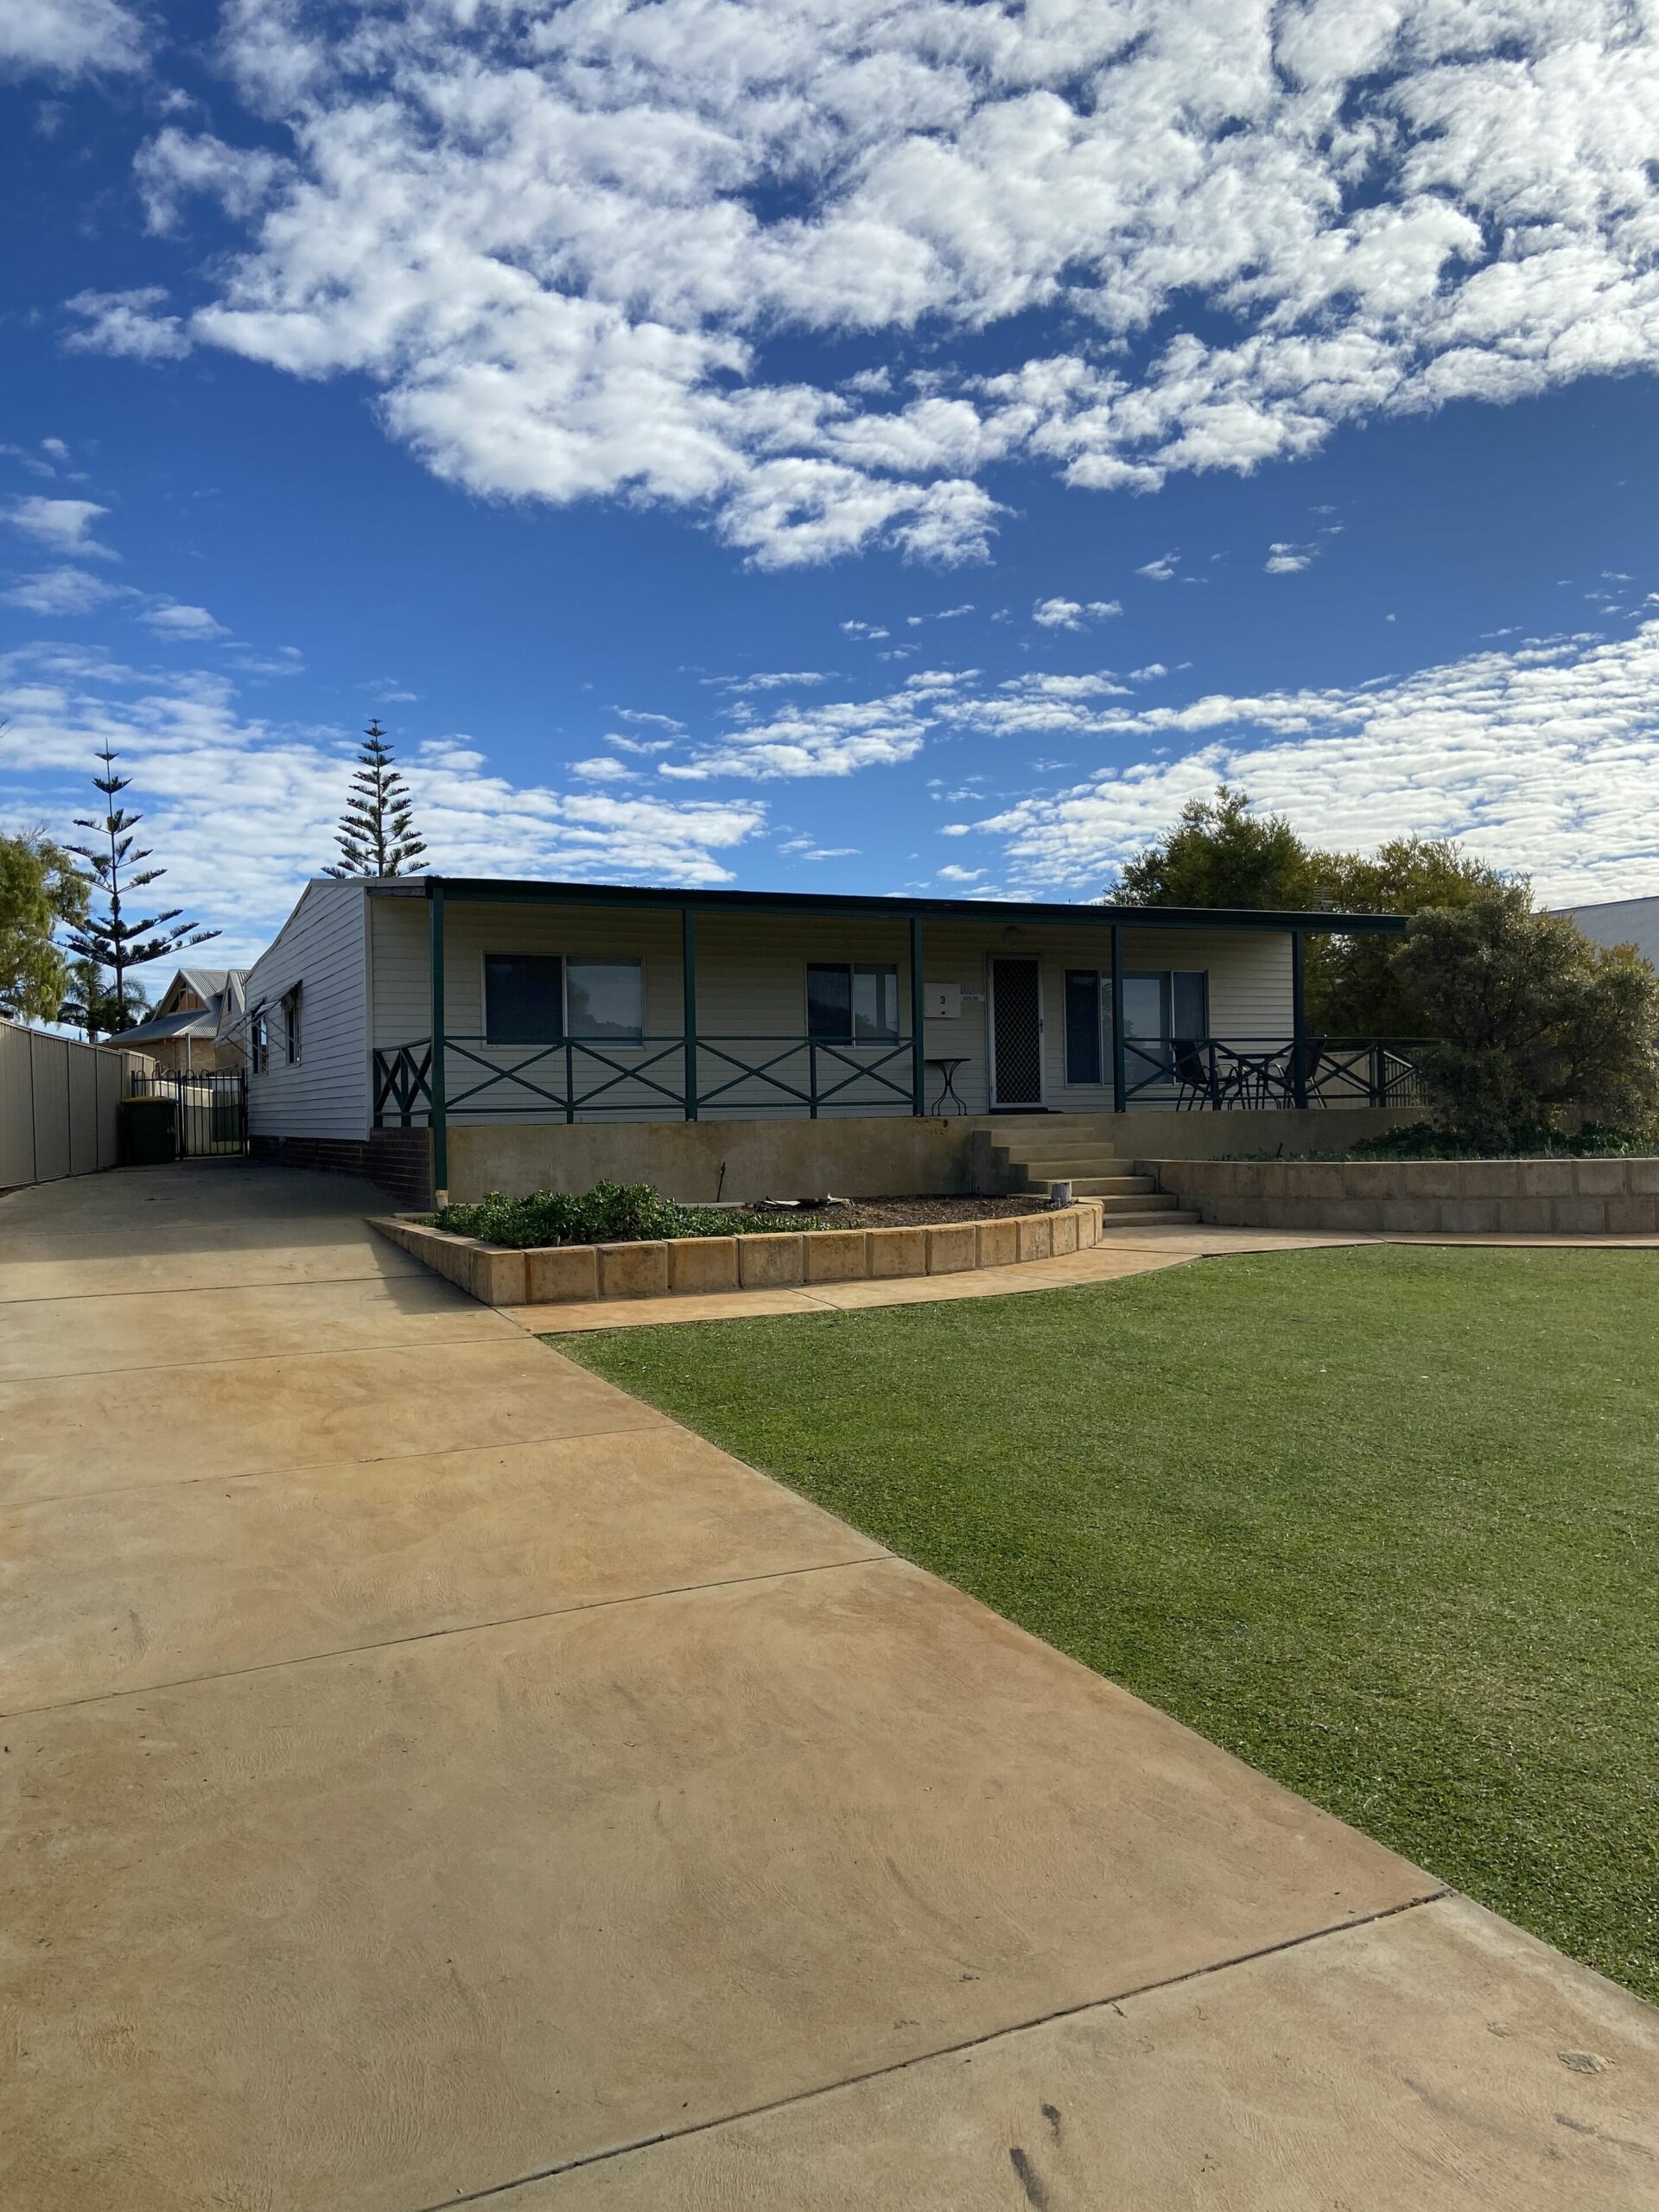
[
  {"xmin": 389, "ymin": 877, "xmax": 1405, "ymax": 938},
  {"xmin": 429, "ymin": 885, "xmax": 448, "ymax": 1192},
  {"xmin": 681, "ymin": 906, "xmax": 698, "ymax": 1122},
  {"xmin": 1109, "ymin": 922, "xmax": 1127, "ymax": 1114},
  {"xmin": 909, "ymin": 914, "xmax": 926, "ymax": 1117},
  {"xmin": 1290, "ymin": 930, "xmax": 1308, "ymax": 1109}
]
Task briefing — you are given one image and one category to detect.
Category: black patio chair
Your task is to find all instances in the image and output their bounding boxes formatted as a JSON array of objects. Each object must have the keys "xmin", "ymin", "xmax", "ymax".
[
  {"xmin": 1272, "ymin": 1034, "xmax": 1328, "ymax": 1107},
  {"xmin": 1172, "ymin": 1036, "xmax": 1220, "ymax": 1110}
]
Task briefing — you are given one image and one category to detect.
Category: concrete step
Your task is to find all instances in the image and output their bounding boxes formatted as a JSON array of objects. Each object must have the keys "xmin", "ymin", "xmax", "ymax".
[
  {"xmin": 1016, "ymin": 1171, "xmax": 1152, "ymax": 1195},
  {"xmin": 979, "ymin": 1116, "xmax": 1119, "ymax": 1134},
  {"xmin": 1094, "ymin": 1209, "xmax": 1202, "ymax": 1228},
  {"xmin": 1015, "ymin": 1155, "xmax": 1127, "ymax": 1179},
  {"xmin": 1013, "ymin": 1176, "xmax": 1159, "ymax": 1194},
  {"xmin": 1017, "ymin": 1185, "xmax": 1185, "ymax": 1213},
  {"xmin": 1069, "ymin": 1176, "xmax": 1158, "ymax": 1198}
]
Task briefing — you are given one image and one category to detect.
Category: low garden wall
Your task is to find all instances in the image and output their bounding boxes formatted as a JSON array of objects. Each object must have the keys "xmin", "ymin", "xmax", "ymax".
[
  {"xmin": 372, "ymin": 1198, "xmax": 1107, "ymax": 1307},
  {"xmin": 442, "ymin": 1107, "xmax": 1421, "ymax": 1204},
  {"xmin": 1145, "ymin": 1155, "xmax": 1659, "ymax": 1236}
]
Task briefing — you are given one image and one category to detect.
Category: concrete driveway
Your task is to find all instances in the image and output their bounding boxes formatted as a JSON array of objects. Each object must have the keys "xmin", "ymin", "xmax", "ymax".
[{"xmin": 3, "ymin": 1161, "xmax": 1656, "ymax": 2209}]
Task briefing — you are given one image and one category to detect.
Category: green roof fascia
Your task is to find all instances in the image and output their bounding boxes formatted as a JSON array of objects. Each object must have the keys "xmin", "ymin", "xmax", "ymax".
[{"xmin": 368, "ymin": 876, "xmax": 1409, "ymax": 938}]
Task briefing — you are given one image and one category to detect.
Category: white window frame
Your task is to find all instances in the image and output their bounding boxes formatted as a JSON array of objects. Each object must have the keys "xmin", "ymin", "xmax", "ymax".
[{"xmin": 281, "ymin": 984, "xmax": 302, "ymax": 1066}]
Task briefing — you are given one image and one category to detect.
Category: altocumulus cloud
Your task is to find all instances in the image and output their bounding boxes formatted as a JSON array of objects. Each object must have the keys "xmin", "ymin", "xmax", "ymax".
[
  {"xmin": 61, "ymin": 1, "xmax": 1659, "ymax": 567},
  {"xmin": 941, "ymin": 624, "xmax": 1659, "ymax": 905},
  {"xmin": 0, "ymin": 645, "xmax": 766, "ymax": 958}
]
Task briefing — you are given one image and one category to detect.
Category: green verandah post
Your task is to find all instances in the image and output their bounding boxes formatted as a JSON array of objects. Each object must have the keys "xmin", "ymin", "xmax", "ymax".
[
  {"xmin": 681, "ymin": 906, "xmax": 698, "ymax": 1121},
  {"xmin": 1109, "ymin": 920, "xmax": 1127, "ymax": 1114},
  {"xmin": 910, "ymin": 913, "xmax": 926, "ymax": 1116},
  {"xmin": 1290, "ymin": 928, "xmax": 1308, "ymax": 1109},
  {"xmin": 429, "ymin": 883, "xmax": 448, "ymax": 1199}
]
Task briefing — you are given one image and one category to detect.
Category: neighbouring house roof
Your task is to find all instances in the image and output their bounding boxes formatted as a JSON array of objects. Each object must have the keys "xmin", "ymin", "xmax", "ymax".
[
  {"xmin": 113, "ymin": 966, "xmax": 251, "ymax": 1050},
  {"xmin": 362, "ymin": 874, "xmax": 1408, "ymax": 937},
  {"xmin": 111, "ymin": 1006, "xmax": 221, "ymax": 1046}
]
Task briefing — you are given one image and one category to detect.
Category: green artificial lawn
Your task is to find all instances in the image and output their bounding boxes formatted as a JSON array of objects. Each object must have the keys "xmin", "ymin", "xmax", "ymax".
[{"xmin": 563, "ymin": 1247, "xmax": 1659, "ymax": 2004}]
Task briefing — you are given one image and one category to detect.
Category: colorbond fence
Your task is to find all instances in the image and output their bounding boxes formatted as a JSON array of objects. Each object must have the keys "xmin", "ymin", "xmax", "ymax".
[{"xmin": 0, "ymin": 1021, "xmax": 154, "ymax": 1190}]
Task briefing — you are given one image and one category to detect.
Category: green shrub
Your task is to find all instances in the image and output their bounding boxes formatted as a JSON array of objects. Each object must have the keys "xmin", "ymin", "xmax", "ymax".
[
  {"xmin": 1347, "ymin": 1120, "xmax": 1650, "ymax": 1160},
  {"xmin": 431, "ymin": 1179, "xmax": 818, "ymax": 1247},
  {"xmin": 1395, "ymin": 887, "xmax": 1659, "ymax": 1152}
]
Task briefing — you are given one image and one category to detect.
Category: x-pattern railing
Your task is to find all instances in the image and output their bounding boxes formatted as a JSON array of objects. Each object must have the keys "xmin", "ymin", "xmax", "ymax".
[
  {"xmin": 372, "ymin": 1033, "xmax": 918, "ymax": 1125},
  {"xmin": 372, "ymin": 1042, "xmax": 432, "ymax": 1127},
  {"xmin": 371, "ymin": 1031, "xmax": 1429, "ymax": 1123},
  {"xmin": 1122, "ymin": 1035, "xmax": 1430, "ymax": 1110}
]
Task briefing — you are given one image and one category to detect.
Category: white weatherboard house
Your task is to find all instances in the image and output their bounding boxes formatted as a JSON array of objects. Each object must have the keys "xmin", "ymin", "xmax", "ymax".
[{"xmin": 241, "ymin": 875, "xmax": 1417, "ymax": 1205}]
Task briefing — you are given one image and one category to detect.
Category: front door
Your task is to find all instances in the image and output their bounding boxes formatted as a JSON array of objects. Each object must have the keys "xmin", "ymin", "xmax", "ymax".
[{"xmin": 989, "ymin": 957, "xmax": 1045, "ymax": 1108}]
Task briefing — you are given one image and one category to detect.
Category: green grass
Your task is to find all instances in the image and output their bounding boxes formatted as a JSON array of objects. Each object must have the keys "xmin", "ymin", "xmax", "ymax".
[{"xmin": 563, "ymin": 1247, "xmax": 1659, "ymax": 2004}]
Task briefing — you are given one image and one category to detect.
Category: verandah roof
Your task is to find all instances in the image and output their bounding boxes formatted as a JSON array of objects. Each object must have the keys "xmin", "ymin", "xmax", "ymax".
[{"xmin": 365, "ymin": 874, "xmax": 1408, "ymax": 938}]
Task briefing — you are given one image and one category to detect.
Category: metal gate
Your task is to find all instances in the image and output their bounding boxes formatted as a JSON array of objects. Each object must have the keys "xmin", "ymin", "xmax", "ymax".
[{"xmin": 129, "ymin": 1070, "xmax": 249, "ymax": 1158}]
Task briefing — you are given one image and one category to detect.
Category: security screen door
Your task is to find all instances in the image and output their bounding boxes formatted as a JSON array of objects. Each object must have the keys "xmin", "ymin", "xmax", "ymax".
[{"xmin": 989, "ymin": 957, "xmax": 1045, "ymax": 1107}]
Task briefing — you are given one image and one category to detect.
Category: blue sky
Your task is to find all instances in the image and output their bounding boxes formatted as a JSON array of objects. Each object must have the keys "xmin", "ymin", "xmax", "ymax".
[{"xmin": 5, "ymin": 0, "xmax": 1659, "ymax": 964}]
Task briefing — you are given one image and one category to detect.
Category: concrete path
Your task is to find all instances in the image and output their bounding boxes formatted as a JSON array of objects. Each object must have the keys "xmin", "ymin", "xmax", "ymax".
[
  {"xmin": 507, "ymin": 1217, "xmax": 1659, "ymax": 1333},
  {"xmin": 3, "ymin": 1162, "xmax": 1656, "ymax": 2210},
  {"xmin": 505, "ymin": 1221, "xmax": 1365, "ymax": 1332}
]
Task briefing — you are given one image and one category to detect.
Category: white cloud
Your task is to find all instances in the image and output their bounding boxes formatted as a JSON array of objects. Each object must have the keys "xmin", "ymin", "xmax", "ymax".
[
  {"xmin": 841, "ymin": 620, "xmax": 890, "ymax": 639},
  {"xmin": 710, "ymin": 670, "xmax": 831, "ymax": 695},
  {"xmin": 569, "ymin": 755, "xmax": 635, "ymax": 781},
  {"xmin": 612, "ymin": 707, "xmax": 684, "ymax": 732},
  {"xmin": 6, "ymin": 497, "xmax": 113, "ymax": 558},
  {"xmin": 0, "ymin": 0, "xmax": 143, "ymax": 78},
  {"xmin": 937, "ymin": 864, "xmax": 984, "ymax": 882},
  {"xmin": 1033, "ymin": 595, "xmax": 1122, "ymax": 630},
  {"xmin": 139, "ymin": 601, "xmax": 229, "ymax": 640},
  {"xmin": 0, "ymin": 645, "xmax": 767, "ymax": 958},
  {"xmin": 604, "ymin": 732, "xmax": 675, "ymax": 756},
  {"xmin": 64, "ymin": 288, "xmax": 190, "ymax": 361},
  {"xmin": 940, "ymin": 621, "xmax": 1659, "ymax": 906},
  {"xmin": 80, "ymin": 4, "xmax": 1659, "ymax": 565},
  {"xmin": 1135, "ymin": 555, "xmax": 1181, "ymax": 582},
  {"xmin": 778, "ymin": 836, "xmax": 858, "ymax": 860},
  {"xmin": 1129, "ymin": 663, "xmax": 1167, "ymax": 682},
  {"xmin": 1, "ymin": 566, "xmax": 119, "ymax": 615},
  {"xmin": 664, "ymin": 670, "xmax": 973, "ymax": 782},
  {"xmin": 1264, "ymin": 541, "xmax": 1314, "ymax": 574}
]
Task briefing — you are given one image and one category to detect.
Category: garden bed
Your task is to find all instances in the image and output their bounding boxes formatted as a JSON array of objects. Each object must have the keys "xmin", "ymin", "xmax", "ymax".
[{"xmin": 370, "ymin": 1196, "xmax": 1106, "ymax": 1306}]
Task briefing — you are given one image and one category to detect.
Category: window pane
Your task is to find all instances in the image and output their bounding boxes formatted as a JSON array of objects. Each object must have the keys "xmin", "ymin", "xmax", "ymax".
[
  {"xmin": 1172, "ymin": 970, "xmax": 1208, "ymax": 1039},
  {"xmin": 853, "ymin": 965, "xmax": 899, "ymax": 1042},
  {"xmin": 485, "ymin": 954, "xmax": 563, "ymax": 1046},
  {"xmin": 1122, "ymin": 974, "xmax": 1167, "ymax": 1039},
  {"xmin": 1065, "ymin": 969, "xmax": 1101, "ymax": 1084},
  {"xmin": 806, "ymin": 964, "xmax": 852, "ymax": 1040},
  {"xmin": 567, "ymin": 961, "xmax": 643, "ymax": 1040}
]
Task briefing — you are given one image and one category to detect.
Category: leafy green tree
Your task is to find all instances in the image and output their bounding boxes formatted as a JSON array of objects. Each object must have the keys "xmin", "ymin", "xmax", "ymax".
[
  {"xmin": 64, "ymin": 747, "xmax": 219, "ymax": 1027},
  {"xmin": 1112, "ymin": 785, "xmax": 1321, "ymax": 911},
  {"xmin": 326, "ymin": 721, "xmax": 428, "ymax": 877},
  {"xmin": 1395, "ymin": 887, "xmax": 1659, "ymax": 1150},
  {"xmin": 0, "ymin": 830, "xmax": 86, "ymax": 1026},
  {"xmin": 58, "ymin": 957, "xmax": 149, "ymax": 1045},
  {"xmin": 1306, "ymin": 836, "xmax": 1505, "ymax": 1034}
]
